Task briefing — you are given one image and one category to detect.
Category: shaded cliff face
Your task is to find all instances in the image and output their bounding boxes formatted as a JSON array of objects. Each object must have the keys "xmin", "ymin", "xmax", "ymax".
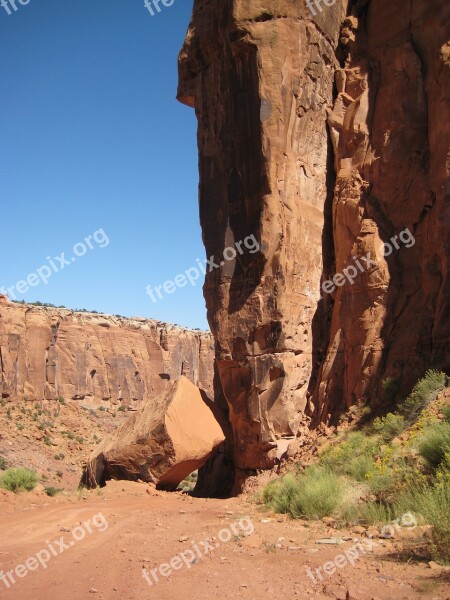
[
  {"xmin": 178, "ymin": 0, "xmax": 449, "ymax": 481},
  {"xmin": 178, "ymin": 0, "xmax": 348, "ymax": 474},
  {"xmin": 316, "ymin": 1, "xmax": 450, "ymax": 422},
  {"xmin": 0, "ymin": 296, "xmax": 214, "ymax": 406}
]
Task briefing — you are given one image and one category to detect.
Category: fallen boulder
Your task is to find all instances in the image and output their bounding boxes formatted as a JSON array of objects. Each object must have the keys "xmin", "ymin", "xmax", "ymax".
[{"xmin": 82, "ymin": 376, "xmax": 225, "ymax": 490}]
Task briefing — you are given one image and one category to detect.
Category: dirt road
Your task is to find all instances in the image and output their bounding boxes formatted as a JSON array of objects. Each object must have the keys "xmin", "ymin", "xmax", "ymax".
[{"xmin": 0, "ymin": 481, "xmax": 448, "ymax": 600}]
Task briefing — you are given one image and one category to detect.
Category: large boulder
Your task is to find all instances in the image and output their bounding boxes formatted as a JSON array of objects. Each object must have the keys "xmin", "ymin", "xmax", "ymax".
[{"xmin": 82, "ymin": 377, "xmax": 225, "ymax": 490}]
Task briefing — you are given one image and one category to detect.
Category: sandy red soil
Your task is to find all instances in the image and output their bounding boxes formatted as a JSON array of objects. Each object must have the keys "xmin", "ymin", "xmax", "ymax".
[{"xmin": 0, "ymin": 481, "xmax": 449, "ymax": 600}]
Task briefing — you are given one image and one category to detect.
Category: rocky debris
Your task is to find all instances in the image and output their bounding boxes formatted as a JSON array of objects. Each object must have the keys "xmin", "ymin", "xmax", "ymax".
[
  {"xmin": 82, "ymin": 377, "xmax": 225, "ymax": 490},
  {"xmin": 0, "ymin": 300, "xmax": 214, "ymax": 406},
  {"xmin": 178, "ymin": 0, "xmax": 450, "ymax": 491}
]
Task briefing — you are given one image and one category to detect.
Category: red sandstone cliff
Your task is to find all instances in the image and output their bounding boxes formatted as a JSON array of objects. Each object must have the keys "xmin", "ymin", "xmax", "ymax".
[
  {"xmin": 0, "ymin": 296, "xmax": 214, "ymax": 407},
  {"xmin": 178, "ymin": 0, "xmax": 450, "ymax": 489}
]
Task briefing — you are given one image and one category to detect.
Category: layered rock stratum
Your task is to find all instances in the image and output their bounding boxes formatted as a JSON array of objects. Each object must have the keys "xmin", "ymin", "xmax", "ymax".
[
  {"xmin": 0, "ymin": 296, "xmax": 214, "ymax": 407},
  {"xmin": 178, "ymin": 0, "xmax": 450, "ymax": 489}
]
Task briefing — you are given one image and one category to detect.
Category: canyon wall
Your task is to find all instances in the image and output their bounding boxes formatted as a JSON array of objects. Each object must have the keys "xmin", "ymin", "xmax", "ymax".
[
  {"xmin": 315, "ymin": 0, "xmax": 450, "ymax": 424},
  {"xmin": 178, "ymin": 0, "xmax": 450, "ymax": 488},
  {"xmin": 0, "ymin": 296, "xmax": 214, "ymax": 407}
]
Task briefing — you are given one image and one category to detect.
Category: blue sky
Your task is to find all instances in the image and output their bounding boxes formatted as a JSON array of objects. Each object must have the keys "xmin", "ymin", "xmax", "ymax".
[{"xmin": 0, "ymin": 0, "xmax": 211, "ymax": 329}]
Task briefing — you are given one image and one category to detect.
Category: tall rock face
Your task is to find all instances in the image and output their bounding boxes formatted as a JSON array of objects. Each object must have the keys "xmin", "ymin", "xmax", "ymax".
[
  {"xmin": 178, "ymin": 0, "xmax": 349, "ymax": 475},
  {"xmin": 316, "ymin": 1, "xmax": 450, "ymax": 423},
  {"xmin": 0, "ymin": 296, "xmax": 214, "ymax": 406},
  {"xmin": 178, "ymin": 0, "xmax": 449, "ymax": 487}
]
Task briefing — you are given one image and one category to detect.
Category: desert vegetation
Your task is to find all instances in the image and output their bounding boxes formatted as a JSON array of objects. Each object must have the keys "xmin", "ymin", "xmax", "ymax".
[
  {"xmin": 260, "ymin": 370, "xmax": 450, "ymax": 563},
  {"xmin": 0, "ymin": 467, "xmax": 39, "ymax": 493},
  {"xmin": 177, "ymin": 470, "xmax": 198, "ymax": 493},
  {"xmin": 0, "ymin": 399, "xmax": 128, "ymax": 491}
]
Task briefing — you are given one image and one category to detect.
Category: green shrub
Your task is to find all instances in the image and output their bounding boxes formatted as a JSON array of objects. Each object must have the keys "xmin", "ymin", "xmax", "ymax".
[
  {"xmin": 364, "ymin": 464, "xmax": 395, "ymax": 496},
  {"xmin": 44, "ymin": 487, "xmax": 62, "ymax": 497},
  {"xmin": 178, "ymin": 471, "xmax": 198, "ymax": 492},
  {"xmin": 441, "ymin": 406, "xmax": 450, "ymax": 423},
  {"xmin": 418, "ymin": 422, "xmax": 450, "ymax": 468},
  {"xmin": 118, "ymin": 405, "xmax": 126, "ymax": 412},
  {"xmin": 319, "ymin": 422, "xmax": 420, "ymax": 501},
  {"xmin": 262, "ymin": 466, "xmax": 347, "ymax": 519},
  {"xmin": 320, "ymin": 432, "xmax": 378, "ymax": 476},
  {"xmin": 427, "ymin": 485, "xmax": 450, "ymax": 564},
  {"xmin": 357, "ymin": 501, "xmax": 396, "ymax": 525},
  {"xmin": 0, "ymin": 455, "xmax": 7, "ymax": 470},
  {"xmin": 346, "ymin": 454, "xmax": 376, "ymax": 482},
  {"xmin": 398, "ymin": 370, "xmax": 447, "ymax": 423},
  {"xmin": 182, "ymin": 471, "xmax": 197, "ymax": 484},
  {"xmin": 393, "ymin": 483, "xmax": 450, "ymax": 564},
  {"xmin": 0, "ymin": 468, "xmax": 38, "ymax": 492},
  {"xmin": 372, "ymin": 413, "xmax": 406, "ymax": 441}
]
